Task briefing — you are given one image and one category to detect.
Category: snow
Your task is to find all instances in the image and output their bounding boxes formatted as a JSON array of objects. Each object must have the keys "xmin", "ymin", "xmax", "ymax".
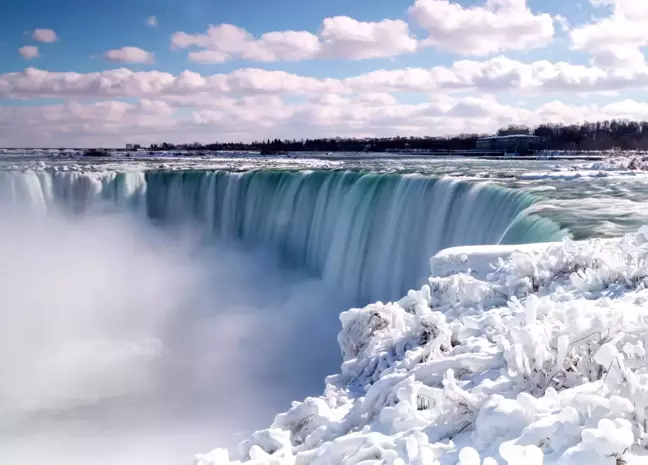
[
  {"xmin": 197, "ymin": 227, "xmax": 648, "ymax": 465},
  {"xmin": 430, "ymin": 243, "xmax": 562, "ymax": 279},
  {"xmin": 519, "ymin": 171, "xmax": 611, "ymax": 181},
  {"xmin": 516, "ymin": 155, "xmax": 648, "ymax": 181},
  {"xmin": 582, "ymin": 155, "xmax": 648, "ymax": 173}
]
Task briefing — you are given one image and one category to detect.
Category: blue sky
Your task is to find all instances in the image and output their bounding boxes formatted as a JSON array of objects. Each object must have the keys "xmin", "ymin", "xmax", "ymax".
[
  {"xmin": 0, "ymin": 0, "xmax": 646, "ymax": 147},
  {"xmin": 1, "ymin": 0, "xmax": 590, "ymax": 75},
  {"xmin": 2, "ymin": 0, "xmax": 408, "ymax": 74}
]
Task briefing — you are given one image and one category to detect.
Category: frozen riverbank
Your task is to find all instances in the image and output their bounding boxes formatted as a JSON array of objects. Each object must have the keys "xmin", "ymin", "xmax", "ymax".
[{"xmin": 198, "ymin": 230, "xmax": 648, "ymax": 465}]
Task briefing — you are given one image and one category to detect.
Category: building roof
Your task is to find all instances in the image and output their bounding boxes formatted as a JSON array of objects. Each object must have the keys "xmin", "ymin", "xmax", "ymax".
[{"xmin": 478, "ymin": 134, "xmax": 540, "ymax": 141}]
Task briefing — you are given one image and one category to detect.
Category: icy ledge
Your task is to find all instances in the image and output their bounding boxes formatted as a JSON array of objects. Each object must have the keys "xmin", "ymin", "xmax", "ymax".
[{"xmin": 197, "ymin": 229, "xmax": 648, "ymax": 465}]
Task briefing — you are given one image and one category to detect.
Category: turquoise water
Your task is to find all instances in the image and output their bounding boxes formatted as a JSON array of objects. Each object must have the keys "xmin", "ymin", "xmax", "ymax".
[
  {"xmin": 0, "ymin": 168, "xmax": 565, "ymax": 302},
  {"xmin": 2, "ymin": 152, "xmax": 645, "ymax": 300}
]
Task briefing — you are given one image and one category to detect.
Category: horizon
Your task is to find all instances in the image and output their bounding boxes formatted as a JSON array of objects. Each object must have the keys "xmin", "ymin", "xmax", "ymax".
[
  {"xmin": 2, "ymin": 119, "xmax": 647, "ymax": 151},
  {"xmin": 2, "ymin": 1, "xmax": 648, "ymax": 147}
]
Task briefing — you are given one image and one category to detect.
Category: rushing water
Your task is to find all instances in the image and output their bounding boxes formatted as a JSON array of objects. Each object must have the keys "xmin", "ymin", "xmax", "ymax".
[{"xmin": 0, "ymin": 168, "xmax": 564, "ymax": 302}]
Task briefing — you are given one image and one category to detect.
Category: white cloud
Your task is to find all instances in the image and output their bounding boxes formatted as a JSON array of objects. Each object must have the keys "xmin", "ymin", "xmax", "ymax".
[
  {"xmin": 4, "ymin": 3, "xmax": 648, "ymax": 147},
  {"xmin": 31, "ymin": 29, "xmax": 58, "ymax": 43},
  {"xmin": 146, "ymin": 16, "xmax": 158, "ymax": 27},
  {"xmin": 570, "ymin": 0, "xmax": 648, "ymax": 68},
  {"xmin": 318, "ymin": 17, "xmax": 417, "ymax": 59},
  {"xmin": 409, "ymin": 0, "xmax": 555, "ymax": 55},
  {"xmin": 6, "ymin": 93, "xmax": 648, "ymax": 147},
  {"xmin": 4, "ymin": 58, "xmax": 648, "ymax": 104},
  {"xmin": 344, "ymin": 57, "xmax": 648, "ymax": 94},
  {"xmin": 18, "ymin": 46, "xmax": 39, "ymax": 60},
  {"xmin": 0, "ymin": 68, "xmax": 343, "ymax": 100},
  {"xmin": 225, "ymin": 68, "xmax": 343, "ymax": 95},
  {"xmin": 187, "ymin": 50, "xmax": 230, "ymax": 64},
  {"xmin": 103, "ymin": 47, "xmax": 155, "ymax": 64},
  {"xmin": 355, "ymin": 93, "xmax": 398, "ymax": 106},
  {"xmin": 172, "ymin": 24, "xmax": 320, "ymax": 62},
  {"xmin": 172, "ymin": 17, "xmax": 417, "ymax": 63},
  {"xmin": 254, "ymin": 30, "xmax": 321, "ymax": 60},
  {"xmin": 0, "ymin": 100, "xmax": 176, "ymax": 147},
  {"xmin": 308, "ymin": 92, "xmax": 399, "ymax": 108}
]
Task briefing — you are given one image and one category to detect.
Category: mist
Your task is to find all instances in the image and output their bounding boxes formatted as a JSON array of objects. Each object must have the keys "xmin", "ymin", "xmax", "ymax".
[{"xmin": 0, "ymin": 209, "xmax": 350, "ymax": 465}]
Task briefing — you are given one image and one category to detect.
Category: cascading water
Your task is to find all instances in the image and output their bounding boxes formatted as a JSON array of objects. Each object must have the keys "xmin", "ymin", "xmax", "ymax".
[{"xmin": 0, "ymin": 169, "xmax": 565, "ymax": 303}]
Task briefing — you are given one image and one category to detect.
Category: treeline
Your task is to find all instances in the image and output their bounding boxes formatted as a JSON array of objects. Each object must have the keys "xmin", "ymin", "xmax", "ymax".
[
  {"xmin": 149, "ymin": 135, "xmax": 478, "ymax": 153},
  {"xmin": 149, "ymin": 120, "xmax": 648, "ymax": 153}
]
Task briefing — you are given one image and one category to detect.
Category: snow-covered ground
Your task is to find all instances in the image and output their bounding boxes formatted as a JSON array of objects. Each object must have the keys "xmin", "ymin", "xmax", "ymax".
[{"xmin": 197, "ymin": 229, "xmax": 648, "ymax": 465}]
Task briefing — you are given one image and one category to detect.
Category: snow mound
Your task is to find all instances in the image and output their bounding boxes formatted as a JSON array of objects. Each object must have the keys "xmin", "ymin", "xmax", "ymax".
[
  {"xmin": 197, "ymin": 228, "xmax": 648, "ymax": 465},
  {"xmin": 518, "ymin": 155, "xmax": 648, "ymax": 181},
  {"xmin": 576, "ymin": 155, "xmax": 648, "ymax": 174}
]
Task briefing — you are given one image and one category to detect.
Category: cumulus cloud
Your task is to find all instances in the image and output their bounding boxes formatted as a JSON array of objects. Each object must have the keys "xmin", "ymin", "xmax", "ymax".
[
  {"xmin": 172, "ymin": 17, "xmax": 417, "ymax": 63},
  {"xmin": 103, "ymin": 47, "xmax": 155, "ymax": 64},
  {"xmin": 409, "ymin": 0, "xmax": 555, "ymax": 55},
  {"xmin": 308, "ymin": 92, "xmax": 399, "ymax": 108},
  {"xmin": 187, "ymin": 50, "xmax": 230, "ymax": 64},
  {"xmin": 318, "ymin": 17, "xmax": 417, "ymax": 59},
  {"xmin": 4, "ymin": 59, "xmax": 648, "ymax": 102},
  {"xmin": 4, "ymin": 54, "xmax": 648, "ymax": 147},
  {"xmin": 0, "ymin": 99, "xmax": 176, "ymax": 147},
  {"xmin": 172, "ymin": 24, "xmax": 320, "ymax": 62},
  {"xmin": 355, "ymin": 93, "xmax": 399, "ymax": 106},
  {"xmin": 31, "ymin": 28, "xmax": 58, "ymax": 43},
  {"xmin": 146, "ymin": 16, "xmax": 158, "ymax": 27},
  {"xmin": 0, "ymin": 67, "xmax": 343, "ymax": 99},
  {"xmin": 570, "ymin": 0, "xmax": 648, "ymax": 68},
  {"xmin": 4, "ymin": 60, "xmax": 648, "ymax": 102},
  {"xmin": 344, "ymin": 57, "xmax": 648, "ymax": 94},
  {"xmin": 4, "ymin": 90, "xmax": 648, "ymax": 148},
  {"xmin": 18, "ymin": 46, "xmax": 39, "ymax": 60}
]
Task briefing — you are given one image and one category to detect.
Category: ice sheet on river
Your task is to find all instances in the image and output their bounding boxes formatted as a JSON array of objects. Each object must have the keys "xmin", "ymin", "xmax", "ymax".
[{"xmin": 198, "ymin": 228, "xmax": 648, "ymax": 465}]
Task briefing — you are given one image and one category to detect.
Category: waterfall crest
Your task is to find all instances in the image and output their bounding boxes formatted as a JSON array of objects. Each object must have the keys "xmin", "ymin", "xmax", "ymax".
[{"xmin": 0, "ymin": 169, "xmax": 565, "ymax": 302}]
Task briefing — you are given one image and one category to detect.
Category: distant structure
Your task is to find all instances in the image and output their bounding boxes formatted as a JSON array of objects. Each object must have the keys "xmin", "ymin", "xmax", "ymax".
[
  {"xmin": 476, "ymin": 135, "xmax": 540, "ymax": 155},
  {"xmin": 125, "ymin": 144, "xmax": 141, "ymax": 150}
]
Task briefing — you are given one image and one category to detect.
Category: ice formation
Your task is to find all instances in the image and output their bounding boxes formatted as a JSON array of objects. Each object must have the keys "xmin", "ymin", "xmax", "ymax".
[
  {"xmin": 592, "ymin": 155, "xmax": 648, "ymax": 172},
  {"xmin": 547, "ymin": 155, "xmax": 648, "ymax": 178},
  {"xmin": 197, "ymin": 228, "xmax": 648, "ymax": 465}
]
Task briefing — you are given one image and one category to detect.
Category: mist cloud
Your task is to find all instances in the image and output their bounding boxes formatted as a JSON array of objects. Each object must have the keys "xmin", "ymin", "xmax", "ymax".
[{"xmin": 0, "ymin": 208, "xmax": 348, "ymax": 464}]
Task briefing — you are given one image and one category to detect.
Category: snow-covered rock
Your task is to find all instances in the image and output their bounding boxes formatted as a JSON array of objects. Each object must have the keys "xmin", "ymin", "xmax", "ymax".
[{"xmin": 197, "ymin": 228, "xmax": 648, "ymax": 465}]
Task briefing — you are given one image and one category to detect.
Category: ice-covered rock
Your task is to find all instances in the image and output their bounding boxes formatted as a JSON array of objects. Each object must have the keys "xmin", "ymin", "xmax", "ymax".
[{"xmin": 198, "ymin": 229, "xmax": 648, "ymax": 465}]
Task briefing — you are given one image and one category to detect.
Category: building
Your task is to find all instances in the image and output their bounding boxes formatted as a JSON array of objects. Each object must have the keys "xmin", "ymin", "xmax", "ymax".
[
  {"xmin": 125, "ymin": 144, "xmax": 141, "ymax": 150},
  {"xmin": 476, "ymin": 134, "xmax": 540, "ymax": 154}
]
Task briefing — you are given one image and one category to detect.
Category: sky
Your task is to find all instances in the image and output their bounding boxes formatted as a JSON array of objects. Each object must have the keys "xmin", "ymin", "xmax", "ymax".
[{"xmin": 1, "ymin": 0, "xmax": 648, "ymax": 147}]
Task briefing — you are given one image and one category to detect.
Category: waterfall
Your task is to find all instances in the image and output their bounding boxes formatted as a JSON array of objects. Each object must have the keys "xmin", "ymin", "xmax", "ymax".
[{"xmin": 0, "ymin": 169, "xmax": 565, "ymax": 302}]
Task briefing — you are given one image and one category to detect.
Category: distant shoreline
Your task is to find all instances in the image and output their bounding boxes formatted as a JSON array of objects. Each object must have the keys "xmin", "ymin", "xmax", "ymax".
[{"xmin": 0, "ymin": 148, "xmax": 615, "ymax": 163}]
